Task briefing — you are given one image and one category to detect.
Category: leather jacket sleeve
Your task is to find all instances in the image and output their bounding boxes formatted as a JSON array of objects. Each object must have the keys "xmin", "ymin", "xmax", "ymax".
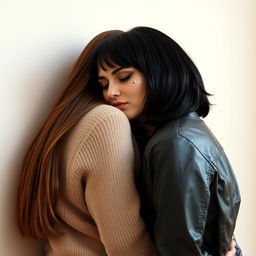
[{"xmin": 141, "ymin": 131, "xmax": 241, "ymax": 256}]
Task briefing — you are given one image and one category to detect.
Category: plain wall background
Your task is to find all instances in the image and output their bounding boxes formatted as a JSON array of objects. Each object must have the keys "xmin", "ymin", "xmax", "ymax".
[{"xmin": 1, "ymin": 0, "xmax": 255, "ymax": 255}]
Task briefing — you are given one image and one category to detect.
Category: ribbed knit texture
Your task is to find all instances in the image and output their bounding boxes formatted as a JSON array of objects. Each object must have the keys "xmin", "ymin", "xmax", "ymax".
[{"xmin": 45, "ymin": 104, "xmax": 156, "ymax": 256}]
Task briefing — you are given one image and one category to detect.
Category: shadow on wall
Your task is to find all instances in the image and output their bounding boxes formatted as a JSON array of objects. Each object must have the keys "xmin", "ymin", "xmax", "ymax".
[
  {"xmin": 2, "ymin": 154, "xmax": 44, "ymax": 255},
  {"xmin": 2, "ymin": 59, "xmax": 74, "ymax": 256}
]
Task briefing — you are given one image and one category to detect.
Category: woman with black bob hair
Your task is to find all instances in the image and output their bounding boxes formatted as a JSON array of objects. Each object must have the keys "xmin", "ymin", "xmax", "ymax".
[
  {"xmin": 90, "ymin": 26, "xmax": 210, "ymax": 125},
  {"xmin": 93, "ymin": 26, "xmax": 242, "ymax": 255}
]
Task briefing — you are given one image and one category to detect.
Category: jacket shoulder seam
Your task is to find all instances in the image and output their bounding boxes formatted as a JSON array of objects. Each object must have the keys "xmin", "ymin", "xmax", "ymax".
[{"xmin": 177, "ymin": 119, "xmax": 221, "ymax": 174}]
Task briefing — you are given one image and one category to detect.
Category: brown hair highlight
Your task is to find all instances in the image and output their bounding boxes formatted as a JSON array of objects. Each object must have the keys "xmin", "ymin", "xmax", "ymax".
[{"xmin": 16, "ymin": 30, "xmax": 123, "ymax": 240}]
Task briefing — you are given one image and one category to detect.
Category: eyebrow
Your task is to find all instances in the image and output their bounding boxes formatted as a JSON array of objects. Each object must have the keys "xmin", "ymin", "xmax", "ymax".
[{"xmin": 98, "ymin": 67, "xmax": 128, "ymax": 80}]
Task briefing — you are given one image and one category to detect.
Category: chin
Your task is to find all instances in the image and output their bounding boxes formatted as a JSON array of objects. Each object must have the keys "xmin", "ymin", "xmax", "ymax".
[{"xmin": 124, "ymin": 113, "xmax": 133, "ymax": 120}]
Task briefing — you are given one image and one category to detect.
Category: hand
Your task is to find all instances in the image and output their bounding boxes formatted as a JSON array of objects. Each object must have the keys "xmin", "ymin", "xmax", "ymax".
[{"xmin": 225, "ymin": 239, "xmax": 236, "ymax": 256}]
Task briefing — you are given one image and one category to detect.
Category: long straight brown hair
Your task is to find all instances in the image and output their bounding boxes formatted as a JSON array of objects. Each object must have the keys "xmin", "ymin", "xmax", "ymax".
[{"xmin": 16, "ymin": 30, "xmax": 123, "ymax": 240}]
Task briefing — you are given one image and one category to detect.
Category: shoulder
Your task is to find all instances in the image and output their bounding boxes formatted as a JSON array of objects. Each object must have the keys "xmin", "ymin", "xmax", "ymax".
[
  {"xmin": 81, "ymin": 104, "xmax": 129, "ymax": 126},
  {"xmin": 76, "ymin": 104, "xmax": 130, "ymax": 136},
  {"xmin": 178, "ymin": 113, "xmax": 223, "ymax": 161},
  {"xmin": 146, "ymin": 113, "xmax": 223, "ymax": 162},
  {"xmin": 65, "ymin": 104, "xmax": 131, "ymax": 160}
]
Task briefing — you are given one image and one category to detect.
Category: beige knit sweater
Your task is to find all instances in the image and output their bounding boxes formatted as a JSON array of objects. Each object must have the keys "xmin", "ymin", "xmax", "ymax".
[{"xmin": 45, "ymin": 104, "xmax": 156, "ymax": 256}]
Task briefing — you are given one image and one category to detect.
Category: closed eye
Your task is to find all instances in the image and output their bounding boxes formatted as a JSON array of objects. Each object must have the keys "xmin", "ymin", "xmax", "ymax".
[
  {"xmin": 97, "ymin": 80, "xmax": 108, "ymax": 90},
  {"xmin": 101, "ymin": 83, "xmax": 108, "ymax": 90},
  {"xmin": 119, "ymin": 73, "xmax": 133, "ymax": 82},
  {"xmin": 98, "ymin": 71, "xmax": 134, "ymax": 90}
]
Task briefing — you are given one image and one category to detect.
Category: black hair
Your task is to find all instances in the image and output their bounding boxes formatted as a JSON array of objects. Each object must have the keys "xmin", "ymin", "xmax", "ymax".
[{"xmin": 90, "ymin": 26, "xmax": 211, "ymax": 126}]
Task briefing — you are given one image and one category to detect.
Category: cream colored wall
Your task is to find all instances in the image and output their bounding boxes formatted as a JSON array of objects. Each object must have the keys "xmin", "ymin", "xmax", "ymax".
[{"xmin": 1, "ymin": 0, "xmax": 255, "ymax": 255}]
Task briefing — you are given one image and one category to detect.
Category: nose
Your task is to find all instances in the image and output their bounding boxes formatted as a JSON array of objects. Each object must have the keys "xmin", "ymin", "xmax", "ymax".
[{"xmin": 107, "ymin": 82, "xmax": 120, "ymax": 98}]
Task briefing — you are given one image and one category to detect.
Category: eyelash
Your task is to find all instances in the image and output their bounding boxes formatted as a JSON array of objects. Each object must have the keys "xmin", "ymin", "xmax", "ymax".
[
  {"xmin": 119, "ymin": 73, "xmax": 133, "ymax": 82},
  {"xmin": 101, "ymin": 73, "xmax": 133, "ymax": 90}
]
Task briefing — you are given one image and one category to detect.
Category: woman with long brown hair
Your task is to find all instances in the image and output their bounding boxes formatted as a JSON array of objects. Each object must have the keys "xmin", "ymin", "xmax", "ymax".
[{"xmin": 16, "ymin": 30, "xmax": 157, "ymax": 255}]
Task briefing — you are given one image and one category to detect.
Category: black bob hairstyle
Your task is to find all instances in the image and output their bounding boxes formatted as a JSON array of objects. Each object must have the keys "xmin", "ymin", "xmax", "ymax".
[{"xmin": 89, "ymin": 26, "xmax": 211, "ymax": 126}]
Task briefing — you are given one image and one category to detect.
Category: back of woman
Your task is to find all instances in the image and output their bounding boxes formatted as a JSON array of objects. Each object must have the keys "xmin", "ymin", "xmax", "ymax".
[{"xmin": 45, "ymin": 104, "xmax": 155, "ymax": 255}]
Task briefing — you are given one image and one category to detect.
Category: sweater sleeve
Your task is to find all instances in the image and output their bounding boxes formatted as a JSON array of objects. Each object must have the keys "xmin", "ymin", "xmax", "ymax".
[{"xmin": 77, "ymin": 108, "xmax": 156, "ymax": 256}]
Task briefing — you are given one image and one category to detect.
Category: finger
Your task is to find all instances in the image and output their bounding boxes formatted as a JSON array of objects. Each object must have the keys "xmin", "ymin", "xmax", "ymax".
[
  {"xmin": 225, "ymin": 249, "xmax": 236, "ymax": 256},
  {"xmin": 231, "ymin": 239, "xmax": 236, "ymax": 249},
  {"xmin": 226, "ymin": 246, "xmax": 236, "ymax": 256}
]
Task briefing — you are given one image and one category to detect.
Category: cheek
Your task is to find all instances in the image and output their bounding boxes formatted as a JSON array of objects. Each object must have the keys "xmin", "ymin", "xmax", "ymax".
[{"xmin": 136, "ymin": 85, "xmax": 147, "ymax": 105}]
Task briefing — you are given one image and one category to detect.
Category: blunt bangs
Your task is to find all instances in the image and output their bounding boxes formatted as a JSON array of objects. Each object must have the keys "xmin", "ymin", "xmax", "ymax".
[{"xmin": 96, "ymin": 34, "xmax": 142, "ymax": 71}]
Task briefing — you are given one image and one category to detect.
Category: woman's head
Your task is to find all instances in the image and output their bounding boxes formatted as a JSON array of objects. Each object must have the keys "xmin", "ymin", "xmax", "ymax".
[
  {"xmin": 98, "ymin": 66, "xmax": 147, "ymax": 120},
  {"xmin": 91, "ymin": 26, "xmax": 210, "ymax": 125}
]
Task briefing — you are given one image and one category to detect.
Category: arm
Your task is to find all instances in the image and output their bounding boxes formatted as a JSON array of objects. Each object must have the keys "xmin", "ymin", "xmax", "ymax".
[
  {"xmin": 213, "ymin": 152, "xmax": 242, "ymax": 256},
  {"xmin": 142, "ymin": 135, "xmax": 239, "ymax": 256},
  {"xmin": 143, "ymin": 136, "xmax": 207, "ymax": 255},
  {"xmin": 82, "ymin": 109, "xmax": 156, "ymax": 256}
]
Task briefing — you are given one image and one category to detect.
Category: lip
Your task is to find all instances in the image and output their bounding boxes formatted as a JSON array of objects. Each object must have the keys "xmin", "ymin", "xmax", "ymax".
[{"xmin": 112, "ymin": 102, "xmax": 128, "ymax": 110}]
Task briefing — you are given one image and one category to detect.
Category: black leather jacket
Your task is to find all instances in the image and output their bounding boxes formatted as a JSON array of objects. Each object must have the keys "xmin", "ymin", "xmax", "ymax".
[{"xmin": 139, "ymin": 112, "xmax": 242, "ymax": 256}]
